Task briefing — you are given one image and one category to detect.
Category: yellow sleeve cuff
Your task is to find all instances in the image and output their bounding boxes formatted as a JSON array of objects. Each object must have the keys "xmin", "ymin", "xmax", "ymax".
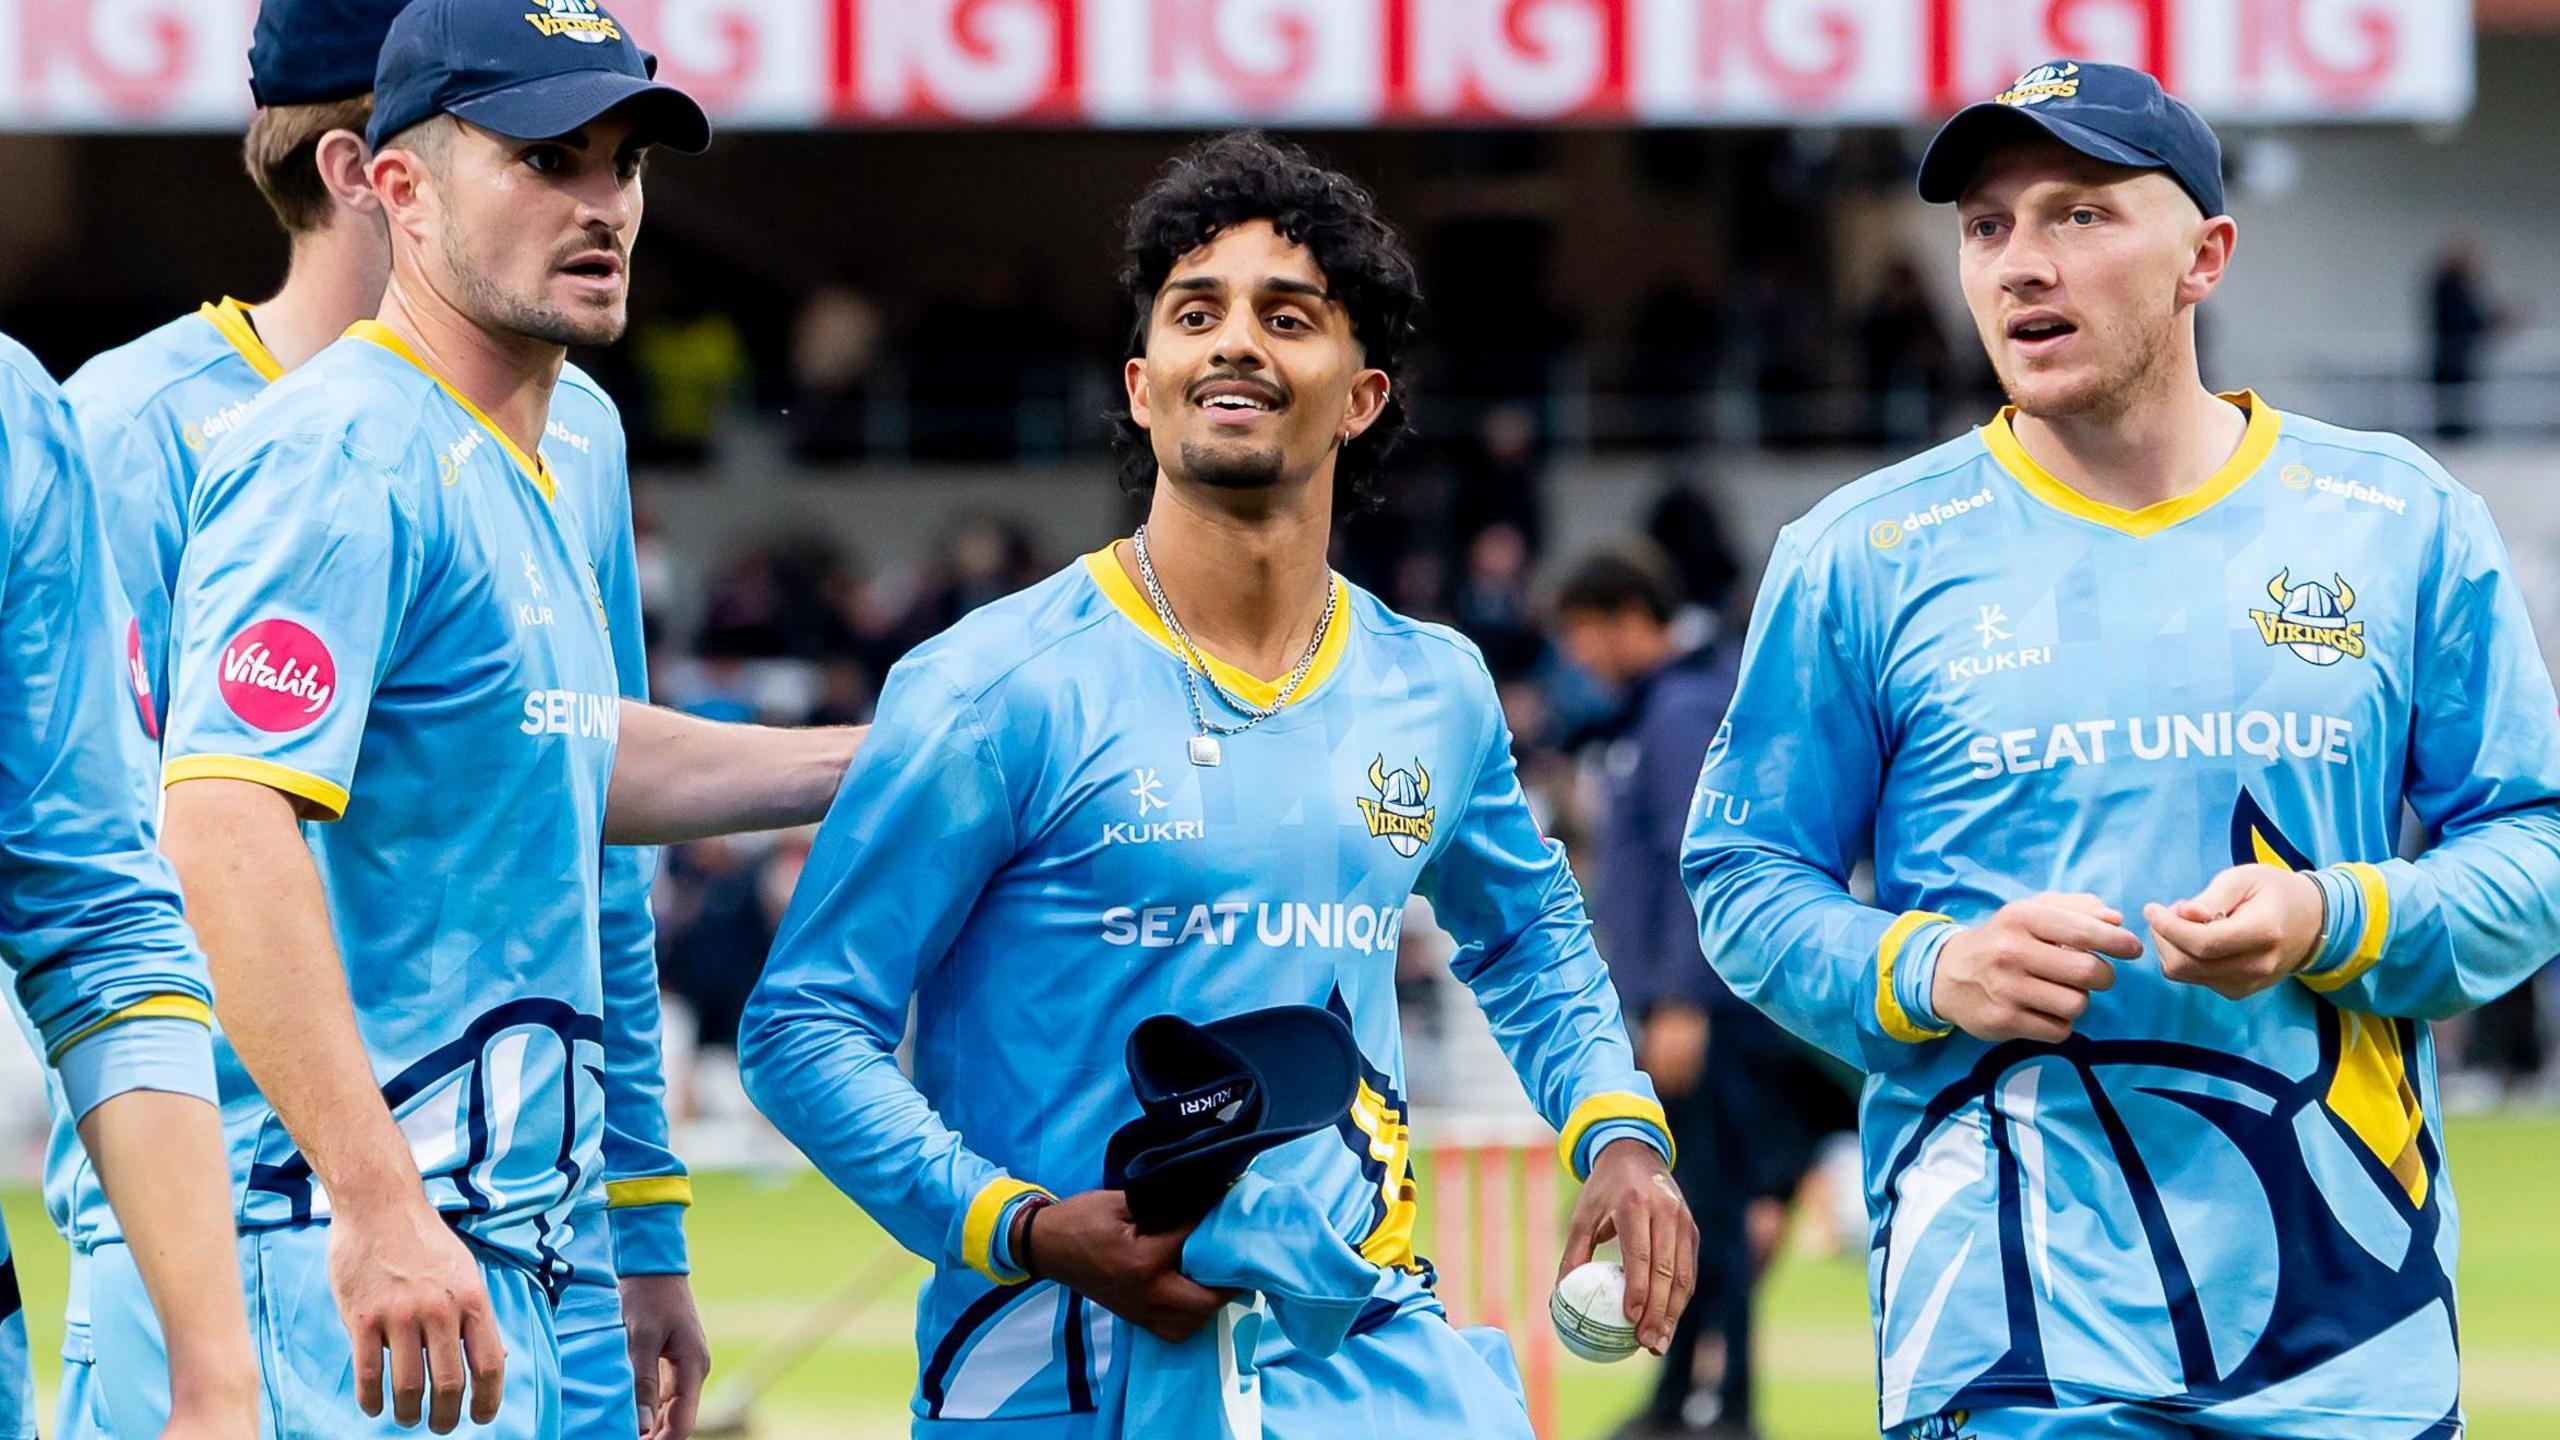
[
  {"xmin": 605, "ymin": 1176, "xmax": 693, "ymax": 1209},
  {"xmin": 1877, "ymin": 910, "xmax": 1957, "ymax": 1044},
  {"xmin": 961, "ymin": 1178, "xmax": 1054, "ymax": 1285},
  {"xmin": 47, "ymin": 994, "xmax": 213, "ymax": 1065},
  {"xmin": 1557, "ymin": 1091, "xmax": 1674, "ymax": 1178},
  {"xmin": 2300, "ymin": 862, "xmax": 2391, "ymax": 992},
  {"xmin": 164, "ymin": 754, "xmax": 350, "ymax": 821}
]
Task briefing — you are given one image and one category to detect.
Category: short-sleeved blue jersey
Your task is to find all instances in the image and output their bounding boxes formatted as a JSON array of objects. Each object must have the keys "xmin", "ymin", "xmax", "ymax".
[
  {"xmin": 161, "ymin": 321, "xmax": 622, "ymax": 1286},
  {"xmin": 63, "ymin": 302, "xmax": 687, "ymax": 1282},
  {"xmin": 1685, "ymin": 394, "xmax": 2560, "ymax": 1432},
  {"xmin": 741, "ymin": 549, "xmax": 1669, "ymax": 1431}
]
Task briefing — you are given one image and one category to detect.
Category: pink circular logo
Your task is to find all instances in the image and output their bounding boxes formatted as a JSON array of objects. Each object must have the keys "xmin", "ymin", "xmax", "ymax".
[
  {"xmin": 217, "ymin": 619, "xmax": 337, "ymax": 733},
  {"xmin": 125, "ymin": 616, "xmax": 158, "ymax": 741}
]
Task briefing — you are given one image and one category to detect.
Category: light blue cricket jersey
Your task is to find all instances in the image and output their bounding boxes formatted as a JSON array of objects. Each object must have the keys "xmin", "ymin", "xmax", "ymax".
[
  {"xmin": 740, "ymin": 549, "xmax": 1670, "ymax": 1434},
  {"xmin": 63, "ymin": 302, "xmax": 690, "ymax": 1286},
  {"xmin": 1685, "ymin": 393, "xmax": 2560, "ymax": 1435},
  {"xmin": 160, "ymin": 320, "xmax": 623, "ymax": 1289},
  {"xmin": 0, "ymin": 331, "xmax": 221, "ymax": 1435}
]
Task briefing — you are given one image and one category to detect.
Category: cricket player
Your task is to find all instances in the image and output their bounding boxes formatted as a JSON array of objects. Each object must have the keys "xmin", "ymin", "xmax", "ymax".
[
  {"xmin": 737, "ymin": 132, "xmax": 1697, "ymax": 1438},
  {"xmin": 1, "ymin": 332, "xmax": 261, "ymax": 1439},
  {"xmin": 107, "ymin": 2, "xmax": 855, "ymax": 1434},
  {"xmin": 63, "ymin": 2, "xmax": 710, "ymax": 1436},
  {"xmin": 1685, "ymin": 62, "xmax": 2560, "ymax": 1440}
]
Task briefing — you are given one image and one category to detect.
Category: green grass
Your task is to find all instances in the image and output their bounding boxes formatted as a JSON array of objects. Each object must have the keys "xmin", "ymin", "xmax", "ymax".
[{"xmin": 10, "ymin": 1112, "xmax": 2553, "ymax": 1438}]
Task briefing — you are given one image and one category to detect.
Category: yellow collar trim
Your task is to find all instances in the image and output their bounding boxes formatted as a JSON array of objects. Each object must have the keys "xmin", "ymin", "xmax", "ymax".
[
  {"xmin": 1082, "ymin": 546, "xmax": 1350, "ymax": 711},
  {"xmin": 344, "ymin": 320, "xmax": 555, "ymax": 502},
  {"xmin": 1981, "ymin": 390, "xmax": 2280, "ymax": 538},
  {"xmin": 197, "ymin": 298, "xmax": 284, "ymax": 383}
]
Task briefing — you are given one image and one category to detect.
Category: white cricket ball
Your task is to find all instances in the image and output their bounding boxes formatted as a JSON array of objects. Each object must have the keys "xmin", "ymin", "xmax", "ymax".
[{"xmin": 1549, "ymin": 1260, "xmax": 1640, "ymax": 1362}]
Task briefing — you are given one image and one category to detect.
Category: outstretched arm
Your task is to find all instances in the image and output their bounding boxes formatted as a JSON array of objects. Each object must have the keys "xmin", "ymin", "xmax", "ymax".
[
  {"xmin": 1416, "ymin": 653, "xmax": 1691, "ymax": 1355},
  {"xmin": 605, "ymin": 702, "xmax": 864, "ymax": 844}
]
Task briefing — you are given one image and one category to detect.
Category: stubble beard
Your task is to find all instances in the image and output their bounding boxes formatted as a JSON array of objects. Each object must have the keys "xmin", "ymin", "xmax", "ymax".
[
  {"xmin": 1175, "ymin": 436, "xmax": 1290, "ymax": 492},
  {"xmin": 441, "ymin": 220, "xmax": 626, "ymax": 350},
  {"xmin": 2004, "ymin": 296, "xmax": 2182, "ymax": 426}
]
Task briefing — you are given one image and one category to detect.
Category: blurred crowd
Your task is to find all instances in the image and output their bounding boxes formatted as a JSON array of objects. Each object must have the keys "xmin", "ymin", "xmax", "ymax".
[
  {"xmin": 577, "ymin": 243, "xmax": 1993, "ymax": 474},
  {"xmin": 567, "ymin": 228, "xmax": 2536, "ymax": 477}
]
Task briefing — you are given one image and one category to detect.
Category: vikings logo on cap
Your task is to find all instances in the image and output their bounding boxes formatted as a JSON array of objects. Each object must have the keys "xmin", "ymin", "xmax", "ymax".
[
  {"xmin": 1357, "ymin": 755, "xmax": 1435, "ymax": 858},
  {"xmin": 525, "ymin": 0, "xmax": 622, "ymax": 43},
  {"xmin": 1997, "ymin": 61, "xmax": 2080, "ymax": 107},
  {"xmin": 2250, "ymin": 569, "xmax": 2366, "ymax": 666}
]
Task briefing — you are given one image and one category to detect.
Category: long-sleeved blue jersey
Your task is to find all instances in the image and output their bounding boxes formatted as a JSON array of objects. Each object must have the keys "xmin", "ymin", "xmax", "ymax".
[
  {"xmin": 0, "ymin": 331, "xmax": 221, "ymax": 1435},
  {"xmin": 740, "ymin": 549, "xmax": 1669, "ymax": 1434},
  {"xmin": 1684, "ymin": 393, "xmax": 2558, "ymax": 1435},
  {"xmin": 61, "ymin": 302, "xmax": 688, "ymax": 1288}
]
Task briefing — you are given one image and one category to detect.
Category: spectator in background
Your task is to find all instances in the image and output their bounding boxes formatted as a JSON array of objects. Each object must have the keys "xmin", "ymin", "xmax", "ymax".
[
  {"xmin": 2428, "ymin": 241, "xmax": 2505, "ymax": 442},
  {"xmin": 1644, "ymin": 481, "xmax": 1743, "ymax": 648},
  {"xmin": 1450, "ymin": 403, "xmax": 1548, "ymax": 562},
  {"xmin": 915, "ymin": 512, "xmax": 1046, "ymax": 636},
  {"xmin": 1452, "ymin": 521, "xmax": 1545, "ymax": 678},
  {"xmin": 911, "ymin": 264, "xmax": 1044, "ymax": 461},
  {"xmin": 1557, "ymin": 538, "xmax": 1852, "ymax": 1440},
  {"xmin": 1740, "ymin": 252, "xmax": 1829, "ymax": 447},
  {"xmin": 632, "ymin": 288, "xmax": 751, "ymax": 467},
  {"xmin": 1628, "ymin": 262, "xmax": 1728, "ymax": 449},
  {"xmin": 1553, "ymin": 542, "xmax": 1745, "ymax": 1440},
  {"xmin": 788, "ymin": 280, "xmax": 887, "ymax": 463},
  {"xmin": 1856, "ymin": 256, "xmax": 1953, "ymax": 446}
]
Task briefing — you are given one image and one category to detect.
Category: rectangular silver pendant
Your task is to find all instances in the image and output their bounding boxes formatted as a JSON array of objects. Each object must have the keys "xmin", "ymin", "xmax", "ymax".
[{"xmin": 1187, "ymin": 734, "xmax": 1222, "ymax": 767}]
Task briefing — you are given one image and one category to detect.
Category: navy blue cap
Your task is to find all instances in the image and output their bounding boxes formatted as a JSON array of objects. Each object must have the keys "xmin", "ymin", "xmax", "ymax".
[
  {"xmin": 1919, "ymin": 60, "xmax": 2224, "ymax": 218},
  {"xmin": 1104, "ymin": 1006, "xmax": 1359, "ymax": 1233},
  {"xmin": 366, "ymin": 0, "xmax": 710, "ymax": 155},
  {"xmin": 249, "ymin": 0, "xmax": 413, "ymax": 108}
]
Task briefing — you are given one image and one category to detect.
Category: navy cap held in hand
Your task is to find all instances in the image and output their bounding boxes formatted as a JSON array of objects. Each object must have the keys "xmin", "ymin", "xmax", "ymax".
[
  {"xmin": 366, "ymin": 0, "xmax": 710, "ymax": 156},
  {"xmin": 1104, "ymin": 1005, "xmax": 1361, "ymax": 1234},
  {"xmin": 249, "ymin": 0, "xmax": 415, "ymax": 108},
  {"xmin": 1919, "ymin": 60, "xmax": 2225, "ymax": 218}
]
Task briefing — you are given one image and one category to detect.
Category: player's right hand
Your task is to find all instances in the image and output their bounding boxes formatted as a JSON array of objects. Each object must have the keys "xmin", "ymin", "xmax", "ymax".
[
  {"xmin": 329, "ymin": 1192, "xmax": 507, "ymax": 1433},
  {"xmin": 1930, "ymin": 893, "xmax": 2142, "ymax": 1044},
  {"xmin": 1018, "ymin": 1190, "xmax": 1237, "ymax": 1343}
]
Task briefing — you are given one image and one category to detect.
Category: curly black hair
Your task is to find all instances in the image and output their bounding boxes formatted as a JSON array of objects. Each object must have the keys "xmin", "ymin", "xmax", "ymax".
[{"xmin": 1111, "ymin": 131, "xmax": 1422, "ymax": 517}]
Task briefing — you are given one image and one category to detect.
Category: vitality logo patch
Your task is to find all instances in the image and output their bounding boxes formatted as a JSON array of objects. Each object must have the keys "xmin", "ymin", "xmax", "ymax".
[
  {"xmin": 2250, "ymin": 570, "xmax": 2365, "ymax": 665},
  {"xmin": 218, "ymin": 618, "xmax": 335, "ymax": 731},
  {"xmin": 1356, "ymin": 755, "xmax": 1435, "ymax": 858}
]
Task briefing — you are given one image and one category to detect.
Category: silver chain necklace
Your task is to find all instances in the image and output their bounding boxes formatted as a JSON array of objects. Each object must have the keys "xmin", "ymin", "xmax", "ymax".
[{"xmin": 1131, "ymin": 524, "xmax": 1338, "ymax": 767}]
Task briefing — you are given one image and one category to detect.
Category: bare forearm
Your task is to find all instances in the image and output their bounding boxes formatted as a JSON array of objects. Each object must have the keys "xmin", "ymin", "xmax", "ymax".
[
  {"xmin": 606, "ymin": 701, "xmax": 864, "ymax": 844},
  {"xmin": 80, "ymin": 1090, "xmax": 257, "ymax": 1423},
  {"xmin": 163, "ymin": 781, "xmax": 422, "ymax": 1213}
]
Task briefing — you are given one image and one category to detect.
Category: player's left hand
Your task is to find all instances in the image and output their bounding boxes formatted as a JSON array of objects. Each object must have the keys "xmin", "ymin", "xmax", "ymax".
[
  {"xmin": 621, "ymin": 1274, "xmax": 711, "ymax": 1440},
  {"xmin": 2145, "ymin": 863, "xmax": 2325, "ymax": 1000},
  {"xmin": 1558, "ymin": 1138, "xmax": 1696, "ymax": 1357}
]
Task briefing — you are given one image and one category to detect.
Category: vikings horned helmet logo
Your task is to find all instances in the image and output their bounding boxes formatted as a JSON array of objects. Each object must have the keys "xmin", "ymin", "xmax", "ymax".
[
  {"xmin": 1357, "ymin": 755, "xmax": 1435, "ymax": 858},
  {"xmin": 2250, "ymin": 569, "xmax": 2366, "ymax": 666}
]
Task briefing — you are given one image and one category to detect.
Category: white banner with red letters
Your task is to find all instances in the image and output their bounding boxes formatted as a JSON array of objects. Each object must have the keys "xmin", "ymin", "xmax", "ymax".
[{"xmin": 0, "ymin": 0, "xmax": 2471, "ymax": 131}]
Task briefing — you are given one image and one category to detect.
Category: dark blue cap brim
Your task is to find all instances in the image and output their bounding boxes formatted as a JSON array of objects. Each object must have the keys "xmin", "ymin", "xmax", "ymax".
[
  {"xmin": 448, "ymin": 69, "xmax": 710, "ymax": 155},
  {"xmin": 1917, "ymin": 102, "xmax": 2167, "ymax": 204}
]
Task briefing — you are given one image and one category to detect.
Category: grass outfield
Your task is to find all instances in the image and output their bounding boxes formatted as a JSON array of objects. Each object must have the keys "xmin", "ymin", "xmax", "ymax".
[{"xmin": 7, "ymin": 1111, "xmax": 2552, "ymax": 1438}]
